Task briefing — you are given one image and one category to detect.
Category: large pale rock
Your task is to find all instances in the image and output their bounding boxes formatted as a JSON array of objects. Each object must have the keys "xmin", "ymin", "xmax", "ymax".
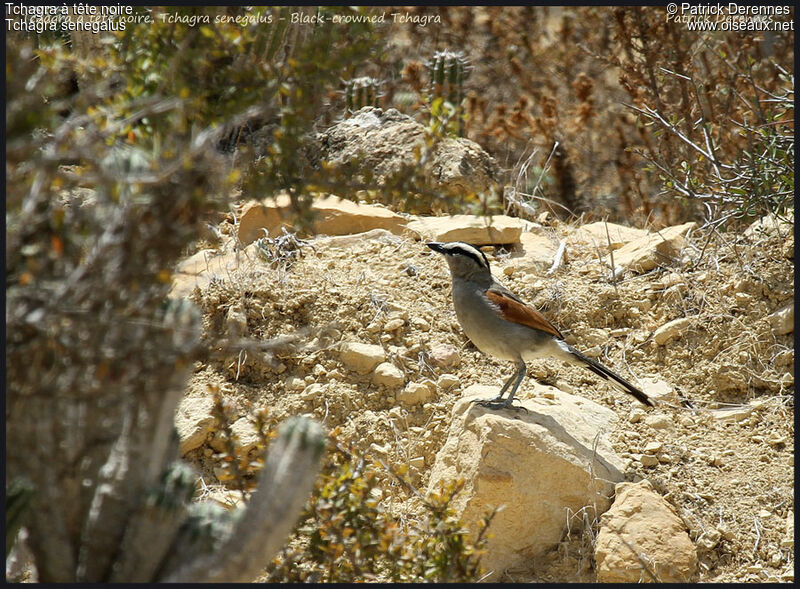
[
  {"xmin": 427, "ymin": 384, "xmax": 625, "ymax": 579},
  {"xmin": 595, "ymin": 479, "xmax": 697, "ymax": 583},
  {"xmin": 568, "ymin": 221, "xmax": 646, "ymax": 250},
  {"xmin": 175, "ymin": 395, "xmax": 216, "ymax": 455},
  {"xmin": 408, "ymin": 214, "xmax": 524, "ymax": 245},
  {"xmin": 607, "ymin": 222, "xmax": 696, "ymax": 273},
  {"xmin": 169, "ymin": 244, "xmax": 257, "ymax": 300},
  {"xmin": 312, "ymin": 107, "xmax": 498, "ymax": 197},
  {"xmin": 507, "ymin": 230, "xmax": 561, "ymax": 272},
  {"xmin": 237, "ymin": 194, "xmax": 409, "ymax": 245},
  {"xmin": 744, "ymin": 211, "xmax": 793, "ymax": 239},
  {"xmin": 339, "ymin": 342, "xmax": 386, "ymax": 374}
]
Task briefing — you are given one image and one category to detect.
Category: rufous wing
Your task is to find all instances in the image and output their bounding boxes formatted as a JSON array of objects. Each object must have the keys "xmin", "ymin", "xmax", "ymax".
[{"xmin": 486, "ymin": 289, "xmax": 564, "ymax": 339}]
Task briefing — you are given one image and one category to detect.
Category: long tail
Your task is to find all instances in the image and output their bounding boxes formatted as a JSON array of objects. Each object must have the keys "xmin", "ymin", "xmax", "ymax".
[{"xmin": 565, "ymin": 344, "xmax": 654, "ymax": 407}]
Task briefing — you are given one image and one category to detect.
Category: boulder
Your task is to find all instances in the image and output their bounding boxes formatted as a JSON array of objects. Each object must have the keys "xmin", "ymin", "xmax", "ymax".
[
  {"xmin": 568, "ymin": 221, "xmax": 646, "ymax": 250},
  {"xmin": 408, "ymin": 214, "xmax": 524, "ymax": 245},
  {"xmin": 607, "ymin": 222, "xmax": 696, "ymax": 274},
  {"xmin": 426, "ymin": 384, "xmax": 625, "ymax": 579},
  {"xmin": 237, "ymin": 194, "xmax": 409, "ymax": 245},
  {"xmin": 312, "ymin": 106, "xmax": 498, "ymax": 197},
  {"xmin": 508, "ymin": 230, "xmax": 561, "ymax": 272},
  {"xmin": 744, "ymin": 211, "xmax": 793, "ymax": 239},
  {"xmin": 595, "ymin": 479, "xmax": 697, "ymax": 583}
]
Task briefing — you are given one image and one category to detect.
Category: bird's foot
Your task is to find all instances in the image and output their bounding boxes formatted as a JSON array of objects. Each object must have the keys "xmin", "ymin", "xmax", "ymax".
[{"xmin": 474, "ymin": 398, "xmax": 529, "ymax": 413}]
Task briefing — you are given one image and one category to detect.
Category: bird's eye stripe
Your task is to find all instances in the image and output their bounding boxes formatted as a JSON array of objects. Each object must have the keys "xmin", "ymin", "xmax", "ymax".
[{"xmin": 443, "ymin": 243, "xmax": 489, "ymax": 269}]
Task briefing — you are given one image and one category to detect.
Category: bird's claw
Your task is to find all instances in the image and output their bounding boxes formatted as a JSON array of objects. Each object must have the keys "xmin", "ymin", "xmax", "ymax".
[{"xmin": 474, "ymin": 398, "xmax": 529, "ymax": 413}]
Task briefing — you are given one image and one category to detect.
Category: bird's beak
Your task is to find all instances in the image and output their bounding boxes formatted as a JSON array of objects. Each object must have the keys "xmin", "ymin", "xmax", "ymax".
[{"xmin": 426, "ymin": 242, "xmax": 446, "ymax": 253}]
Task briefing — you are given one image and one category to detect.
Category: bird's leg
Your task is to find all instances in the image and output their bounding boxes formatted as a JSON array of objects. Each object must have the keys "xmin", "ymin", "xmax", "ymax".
[
  {"xmin": 477, "ymin": 361, "xmax": 528, "ymax": 411},
  {"xmin": 477, "ymin": 368, "xmax": 518, "ymax": 404}
]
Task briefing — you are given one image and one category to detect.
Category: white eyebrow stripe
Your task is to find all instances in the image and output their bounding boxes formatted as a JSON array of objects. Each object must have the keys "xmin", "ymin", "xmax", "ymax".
[{"xmin": 444, "ymin": 242, "xmax": 490, "ymax": 268}]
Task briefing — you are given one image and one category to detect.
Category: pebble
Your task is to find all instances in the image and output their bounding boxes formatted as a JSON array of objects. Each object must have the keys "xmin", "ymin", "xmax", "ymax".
[
  {"xmin": 644, "ymin": 441, "xmax": 664, "ymax": 454},
  {"xmin": 653, "ymin": 317, "xmax": 692, "ymax": 345},
  {"xmin": 373, "ymin": 362, "xmax": 405, "ymax": 387},
  {"xmin": 437, "ymin": 373, "xmax": 460, "ymax": 389},
  {"xmin": 709, "ymin": 406, "xmax": 754, "ymax": 423},
  {"xmin": 398, "ymin": 381, "xmax": 435, "ymax": 405},
  {"xmin": 429, "ymin": 344, "xmax": 460, "ymax": 368},
  {"xmin": 384, "ymin": 317, "xmax": 405, "ymax": 332},
  {"xmin": 629, "ymin": 408, "xmax": 646, "ymax": 423},
  {"xmin": 286, "ymin": 376, "xmax": 306, "ymax": 391},
  {"xmin": 300, "ymin": 383, "xmax": 324, "ymax": 401},
  {"xmin": 639, "ymin": 454, "xmax": 659, "ymax": 467},
  {"xmin": 644, "ymin": 413, "xmax": 673, "ymax": 430},
  {"xmin": 412, "ymin": 317, "xmax": 431, "ymax": 331}
]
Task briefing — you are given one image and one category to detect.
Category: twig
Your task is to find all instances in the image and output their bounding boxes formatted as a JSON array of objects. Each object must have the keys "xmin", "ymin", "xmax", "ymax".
[{"xmin": 546, "ymin": 241, "xmax": 566, "ymax": 276}]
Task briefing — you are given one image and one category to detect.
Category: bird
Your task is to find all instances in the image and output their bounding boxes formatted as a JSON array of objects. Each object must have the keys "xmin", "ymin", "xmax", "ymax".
[{"xmin": 426, "ymin": 241, "xmax": 654, "ymax": 410}]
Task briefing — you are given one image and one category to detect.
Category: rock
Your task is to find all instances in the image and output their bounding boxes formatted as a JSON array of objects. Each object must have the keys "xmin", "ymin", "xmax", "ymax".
[
  {"xmin": 408, "ymin": 214, "xmax": 524, "ymax": 245},
  {"xmin": 607, "ymin": 222, "xmax": 696, "ymax": 274},
  {"xmin": 314, "ymin": 228, "xmax": 401, "ymax": 250},
  {"xmin": 426, "ymin": 384, "xmax": 625, "ymax": 579},
  {"xmin": 383, "ymin": 317, "xmax": 405, "ymax": 332},
  {"xmin": 205, "ymin": 488, "xmax": 246, "ymax": 510},
  {"xmin": 644, "ymin": 413, "xmax": 673, "ymax": 430},
  {"xmin": 767, "ymin": 301, "xmax": 793, "ymax": 335},
  {"xmin": 286, "ymin": 376, "xmax": 305, "ymax": 391},
  {"xmin": 569, "ymin": 221, "xmax": 647, "ymax": 250},
  {"xmin": 230, "ymin": 417, "xmax": 261, "ymax": 453},
  {"xmin": 373, "ymin": 362, "xmax": 405, "ymax": 387},
  {"xmin": 299, "ymin": 383, "xmax": 325, "ymax": 401},
  {"xmin": 595, "ymin": 480, "xmax": 697, "ymax": 583},
  {"xmin": 339, "ymin": 342, "xmax": 386, "ymax": 374},
  {"xmin": 507, "ymin": 231, "xmax": 561, "ymax": 273},
  {"xmin": 644, "ymin": 441, "xmax": 664, "ymax": 454},
  {"xmin": 397, "ymin": 381, "xmax": 435, "ymax": 405},
  {"xmin": 709, "ymin": 405, "xmax": 754, "ymax": 423},
  {"xmin": 225, "ymin": 302, "xmax": 248, "ymax": 338},
  {"xmin": 744, "ymin": 211, "xmax": 793, "ymax": 239},
  {"xmin": 639, "ymin": 377, "xmax": 679, "ymax": 404},
  {"xmin": 311, "ymin": 107, "xmax": 498, "ymax": 198},
  {"xmin": 237, "ymin": 193, "xmax": 409, "ymax": 245},
  {"xmin": 169, "ymin": 245, "xmax": 248, "ymax": 300},
  {"xmin": 437, "ymin": 373, "xmax": 460, "ymax": 389},
  {"xmin": 639, "ymin": 454, "xmax": 659, "ymax": 467},
  {"xmin": 653, "ymin": 317, "xmax": 692, "ymax": 345},
  {"xmin": 175, "ymin": 395, "xmax": 216, "ymax": 455},
  {"xmin": 428, "ymin": 344, "xmax": 460, "ymax": 368}
]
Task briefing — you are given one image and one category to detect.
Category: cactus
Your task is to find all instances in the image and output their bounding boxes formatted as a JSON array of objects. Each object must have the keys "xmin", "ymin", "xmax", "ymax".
[
  {"xmin": 161, "ymin": 417, "xmax": 326, "ymax": 582},
  {"xmin": 102, "ymin": 417, "xmax": 324, "ymax": 583},
  {"xmin": 6, "ymin": 478, "xmax": 35, "ymax": 558},
  {"xmin": 426, "ymin": 49, "xmax": 471, "ymax": 137},
  {"xmin": 343, "ymin": 76, "xmax": 382, "ymax": 116}
]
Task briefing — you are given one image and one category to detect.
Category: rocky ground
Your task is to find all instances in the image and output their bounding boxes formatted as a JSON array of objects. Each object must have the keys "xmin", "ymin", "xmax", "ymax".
[{"xmin": 173, "ymin": 201, "xmax": 794, "ymax": 583}]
